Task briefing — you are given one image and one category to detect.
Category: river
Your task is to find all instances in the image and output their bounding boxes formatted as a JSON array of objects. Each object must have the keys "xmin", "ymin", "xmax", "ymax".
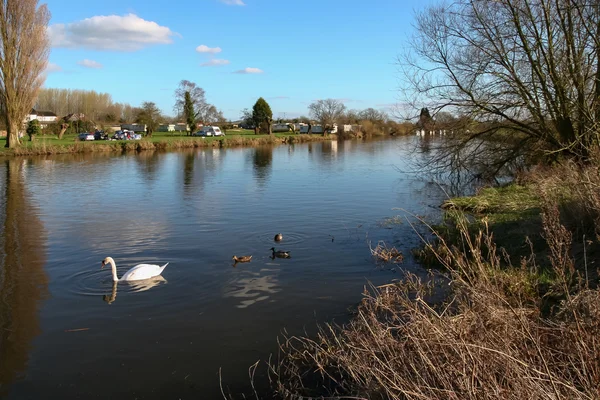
[{"xmin": 0, "ymin": 136, "xmax": 445, "ymax": 399}]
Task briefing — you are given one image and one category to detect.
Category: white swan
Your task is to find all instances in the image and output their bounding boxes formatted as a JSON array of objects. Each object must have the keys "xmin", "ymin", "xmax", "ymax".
[{"xmin": 101, "ymin": 256, "xmax": 169, "ymax": 282}]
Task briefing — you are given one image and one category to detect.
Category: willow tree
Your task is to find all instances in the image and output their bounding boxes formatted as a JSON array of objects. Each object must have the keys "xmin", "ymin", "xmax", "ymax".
[
  {"xmin": 0, "ymin": 0, "xmax": 50, "ymax": 148},
  {"xmin": 402, "ymin": 0, "xmax": 600, "ymax": 166}
]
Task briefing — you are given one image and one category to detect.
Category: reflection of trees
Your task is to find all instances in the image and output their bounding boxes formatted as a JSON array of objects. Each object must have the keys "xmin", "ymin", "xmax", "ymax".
[
  {"xmin": 181, "ymin": 149, "xmax": 225, "ymax": 199},
  {"xmin": 0, "ymin": 159, "xmax": 48, "ymax": 395},
  {"xmin": 250, "ymin": 146, "xmax": 273, "ymax": 187},
  {"xmin": 134, "ymin": 151, "xmax": 162, "ymax": 184},
  {"xmin": 183, "ymin": 152, "xmax": 195, "ymax": 189}
]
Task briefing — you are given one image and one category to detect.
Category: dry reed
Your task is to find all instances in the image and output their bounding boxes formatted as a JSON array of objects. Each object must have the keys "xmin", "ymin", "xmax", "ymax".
[{"xmin": 268, "ymin": 196, "xmax": 600, "ymax": 399}]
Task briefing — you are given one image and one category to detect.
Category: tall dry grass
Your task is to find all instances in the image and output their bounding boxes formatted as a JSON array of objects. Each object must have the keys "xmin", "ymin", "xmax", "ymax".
[{"xmin": 269, "ymin": 196, "xmax": 600, "ymax": 399}]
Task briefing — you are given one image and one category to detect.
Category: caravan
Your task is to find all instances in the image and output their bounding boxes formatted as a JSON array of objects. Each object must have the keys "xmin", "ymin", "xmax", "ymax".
[{"xmin": 193, "ymin": 126, "xmax": 224, "ymax": 137}]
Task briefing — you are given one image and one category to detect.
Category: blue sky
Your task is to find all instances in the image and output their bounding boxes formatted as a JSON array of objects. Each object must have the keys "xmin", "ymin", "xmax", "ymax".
[{"xmin": 44, "ymin": 0, "xmax": 431, "ymax": 120}]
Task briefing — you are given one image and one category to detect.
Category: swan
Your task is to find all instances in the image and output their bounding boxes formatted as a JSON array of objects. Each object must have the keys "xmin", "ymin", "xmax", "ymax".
[{"xmin": 101, "ymin": 256, "xmax": 169, "ymax": 282}]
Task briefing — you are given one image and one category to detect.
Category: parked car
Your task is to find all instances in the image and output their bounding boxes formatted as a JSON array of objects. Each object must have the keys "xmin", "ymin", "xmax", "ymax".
[
  {"xmin": 94, "ymin": 130, "xmax": 108, "ymax": 140},
  {"xmin": 193, "ymin": 126, "xmax": 224, "ymax": 137},
  {"xmin": 78, "ymin": 132, "xmax": 95, "ymax": 141}
]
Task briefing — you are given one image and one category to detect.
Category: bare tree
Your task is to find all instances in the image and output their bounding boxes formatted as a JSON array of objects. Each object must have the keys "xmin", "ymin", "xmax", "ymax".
[
  {"xmin": 401, "ymin": 0, "xmax": 600, "ymax": 164},
  {"xmin": 173, "ymin": 80, "xmax": 208, "ymax": 121},
  {"xmin": 308, "ymin": 99, "xmax": 346, "ymax": 134},
  {"xmin": 0, "ymin": 0, "xmax": 50, "ymax": 148}
]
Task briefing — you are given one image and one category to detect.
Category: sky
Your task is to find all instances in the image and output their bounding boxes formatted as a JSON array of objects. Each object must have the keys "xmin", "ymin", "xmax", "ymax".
[{"xmin": 43, "ymin": 0, "xmax": 432, "ymax": 120}]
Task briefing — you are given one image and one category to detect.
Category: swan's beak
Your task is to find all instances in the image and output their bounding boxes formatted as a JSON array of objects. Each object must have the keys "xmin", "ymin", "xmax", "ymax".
[{"xmin": 101, "ymin": 261, "xmax": 105, "ymax": 269}]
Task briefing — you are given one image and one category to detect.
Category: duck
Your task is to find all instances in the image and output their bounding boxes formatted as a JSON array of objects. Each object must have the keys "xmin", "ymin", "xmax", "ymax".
[
  {"xmin": 270, "ymin": 247, "xmax": 291, "ymax": 258},
  {"xmin": 232, "ymin": 255, "xmax": 253, "ymax": 263},
  {"xmin": 274, "ymin": 233, "xmax": 283, "ymax": 242},
  {"xmin": 101, "ymin": 256, "xmax": 169, "ymax": 282}
]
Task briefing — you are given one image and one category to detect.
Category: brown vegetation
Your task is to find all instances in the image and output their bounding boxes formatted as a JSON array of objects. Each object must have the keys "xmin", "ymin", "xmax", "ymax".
[{"xmin": 268, "ymin": 158, "xmax": 600, "ymax": 399}]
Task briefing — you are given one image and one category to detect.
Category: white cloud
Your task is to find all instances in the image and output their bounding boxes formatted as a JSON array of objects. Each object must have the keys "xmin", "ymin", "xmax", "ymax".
[
  {"xmin": 234, "ymin": 67, "xmax": 264, "ymax": 74},
  {"xmin": 48, "ymin": 14, "xmax": 175, "ymax": 51},
  {"xmin": 77, "ymin": 59, "xmax": 103, "ymax": 69},
  {"xmin": 196, "ymin": 44, "xmax": 222, "ymax": 54},
  {"xmin": 201, "ymin": 59, "xmax": 230, "ymax": 67},
  {"xmin": 46, "ymin": 62, "xmax": 62, "ymax": 73},
  {"xmin": 220, "ymin": 0, "xmax": 245, "ymax": 5}
]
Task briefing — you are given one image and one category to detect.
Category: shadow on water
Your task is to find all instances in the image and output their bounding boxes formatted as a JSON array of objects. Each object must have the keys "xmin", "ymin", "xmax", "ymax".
[{"xmin": 0, "ymin": 159, "xmax": 48, "ymax": 396}]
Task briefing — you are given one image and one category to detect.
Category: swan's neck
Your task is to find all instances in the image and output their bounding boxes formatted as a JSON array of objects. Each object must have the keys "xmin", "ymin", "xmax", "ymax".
[{"xmin": 109, "ymin": 259, "xmax": 119, "ymax": 282}]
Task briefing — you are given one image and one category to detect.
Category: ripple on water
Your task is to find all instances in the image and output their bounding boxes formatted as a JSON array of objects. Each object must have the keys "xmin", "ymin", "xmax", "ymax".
[
  {"xmin": 67, "ymin": 268, "xmax": 168, "ymax": 299},
  {"xmin": 258, "ymin": 231, "xmax": 309, "ymax": 245}
]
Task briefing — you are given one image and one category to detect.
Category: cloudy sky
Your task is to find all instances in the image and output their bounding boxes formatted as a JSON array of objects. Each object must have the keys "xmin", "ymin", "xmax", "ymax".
[{"xmin": 44, "ymin": 0, "xmax": 429, "ymax": 120}]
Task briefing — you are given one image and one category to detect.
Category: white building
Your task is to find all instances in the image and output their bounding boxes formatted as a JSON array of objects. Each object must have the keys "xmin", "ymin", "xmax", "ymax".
[{"xmin": 25, "ymin": 109, "xmax": 58, "ymax": 127}]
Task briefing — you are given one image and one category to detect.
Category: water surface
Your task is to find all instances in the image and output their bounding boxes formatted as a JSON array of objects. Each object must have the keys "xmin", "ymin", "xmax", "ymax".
[{"xmin": 0, "ymin": 137, "xmax": 444, "ymax": 398}]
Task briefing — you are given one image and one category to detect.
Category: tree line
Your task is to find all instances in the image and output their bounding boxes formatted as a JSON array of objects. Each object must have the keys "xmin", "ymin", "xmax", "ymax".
[{"xmin": 241, "ymin": 97, "xmax": 413, "ymax": 136}]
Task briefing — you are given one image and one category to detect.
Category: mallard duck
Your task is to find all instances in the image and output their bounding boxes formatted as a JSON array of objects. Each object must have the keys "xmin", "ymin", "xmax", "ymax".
[
  {"xmin": 232, "ymin": 255, "xmax": 253, "ymax": 263},
  {"xmin": 270, "ymin": 247, "xmax": 291, "ymax": 258},
  {"xmin": 274, "ymin": 233, "xmax": 283, "ymax": 242}
]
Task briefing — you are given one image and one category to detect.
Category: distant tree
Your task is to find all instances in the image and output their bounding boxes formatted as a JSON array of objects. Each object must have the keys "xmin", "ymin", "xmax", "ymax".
[
  {"xmin": 183, "ymin": 92, "xmax": 195, "ymax": 136},
  {"xmin": 173, "ymin": 79, "xmax": 208, "ymax": 118},
  {"xmin": 341, "ymin": 109, "xmax": 361, "ymax": 125},
  {"xmin": 240, "ymin": 108, "xmax": 254, "ymax": 128},
  {"xmin": 359, "ymin": 108, "xmax": 388, "ymax": 123},
  {"xmin": 136, "ymin": 102, "xmax": 161, "ymax": 137},
  {"xmin": 26, "ymin": 119, "xmax": 41, "ymax": 141},
  {"xmin": 0, "ymin": 0, "xmax": 50, "ymax": 148},
  {"xmin": 417, "ymin": 107, "xmax": 433, "ymax": 130},
  {"xmin": 308, "ymin": 99, "xmax": 346, "ymax": 135},
  {"xmin": 200, "ymin": 104, "xmax": 221, "ymax": 125},
  {"xmin": 252, "ymin": 97, "xmax": 273, "ymax": 135}
]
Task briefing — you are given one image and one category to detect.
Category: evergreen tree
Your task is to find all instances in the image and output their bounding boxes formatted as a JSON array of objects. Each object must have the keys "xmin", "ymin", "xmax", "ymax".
[
  {"xmin": 26, "ymin": 119, "xmax": 41, "ymax": 141},
  {"xmin": 184, "ymin": 91, "xmax": 195, "ymax": 136},
  {"xmin": 251, "ymin": 97, "xmax": 273, "ymax": 135}
]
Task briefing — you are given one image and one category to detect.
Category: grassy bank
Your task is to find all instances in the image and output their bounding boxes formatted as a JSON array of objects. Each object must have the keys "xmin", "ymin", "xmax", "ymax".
[
  {"xmin": 0, "ymin": 130, "xmax": 335, "ymax": 156},
  {"xmin": 267, "ymin": 160, "xmax": 600, "ymax": 399}
]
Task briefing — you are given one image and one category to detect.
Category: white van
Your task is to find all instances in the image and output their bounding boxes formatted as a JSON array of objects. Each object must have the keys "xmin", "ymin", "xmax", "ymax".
[{"xmin": 193, "ymin": 126, "xmax": 224, "ymax": 137}]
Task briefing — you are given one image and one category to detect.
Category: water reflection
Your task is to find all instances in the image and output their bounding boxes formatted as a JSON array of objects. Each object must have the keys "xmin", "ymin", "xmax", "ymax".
[
  {"xmin": 181, "ymin": 149, "xmax": 225, "ymax": 198},
  {"xmin": 225, "ymin": 268, "xmax": 280, "ymax": 309},
  {"xmin": 0, "ymin": 159, "xmax": 48, "ymax": 395},
  {"xmin": 249, "ymin": 146, "xmax": 273, "ymax": 187},
  {"xmin": 102, "ymin": 276, "xmax": 167, "ymax": 304},
  {"xmin": 134, "ymin": 151, "xmax": 162, "ymax": 184}
]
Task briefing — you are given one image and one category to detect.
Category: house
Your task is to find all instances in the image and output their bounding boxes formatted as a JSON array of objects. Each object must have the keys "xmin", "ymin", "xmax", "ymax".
[
  {"xmin": 64, "ymin": 113, "xmax": 86, "ymax": 122},
  {"xmin": 121, "ymin": 124, "xmax": 146, "ymax": 133},
  {"xmin": 158, "ymin": 124, "xmax": 176, "ymax": 132},
  {"xmin": 25, "ymin": 109, "xmax": 58, "ymax": 127},
  {"xmin": 174, "ymin": 123, "xmax": 189, "ymax": 132}
]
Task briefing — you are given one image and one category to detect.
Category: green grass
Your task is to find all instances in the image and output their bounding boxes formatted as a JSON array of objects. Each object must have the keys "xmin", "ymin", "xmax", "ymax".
[
  {"xmin": 442, "ymin": 184, "xmax": 540, "ymax": 223},
  {"xmin": 429, "ymin": 184, "xmax": 547, "ymax": 274}
]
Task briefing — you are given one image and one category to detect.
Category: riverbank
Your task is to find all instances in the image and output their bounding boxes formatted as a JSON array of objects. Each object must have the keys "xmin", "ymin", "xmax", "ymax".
[
  {"xmin": 0, "ymin": 131, "xmax": 338, "ymax": 156},
  {"xmin": 269, "ymin": 161, "xmax": 600, "ymax": 399}
]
